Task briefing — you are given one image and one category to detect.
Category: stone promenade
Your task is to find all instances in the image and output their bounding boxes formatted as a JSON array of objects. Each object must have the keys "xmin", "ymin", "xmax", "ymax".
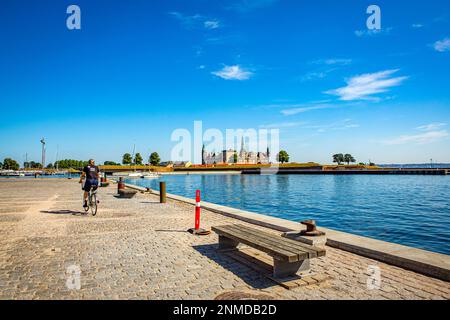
[{"xmin": 0, "ymin": 179, "xmax": 449, "ymax": 300}]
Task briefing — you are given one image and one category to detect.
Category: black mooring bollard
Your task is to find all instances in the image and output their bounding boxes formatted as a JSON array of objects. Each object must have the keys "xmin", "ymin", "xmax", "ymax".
[
  {"xmin": 160, "ymin": 181, "xmax": 166, "ymax": 203},
  {"xmin": 118, "ymin": 177, "xmax": 125, "ymax": 192}
]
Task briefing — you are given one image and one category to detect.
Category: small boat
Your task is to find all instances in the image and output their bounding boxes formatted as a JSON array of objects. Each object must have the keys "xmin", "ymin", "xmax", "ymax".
[
  {"xmin": 140, "ymin": 172, "xmax": 161, "ymax": 179},
  {"xmin": 128, "ymin": 173, "xmax": 141, "ymax": 178}
]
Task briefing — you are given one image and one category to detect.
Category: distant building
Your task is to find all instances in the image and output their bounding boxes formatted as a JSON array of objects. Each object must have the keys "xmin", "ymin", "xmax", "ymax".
[
  {"xmin": 173, "ymin": 161, "xmax": 192, "ymax": 168},
  {"xmin": 202, "ymin": 138, "xmax": 270, "ymax": 165},
  {"xmin": 160, "ymin": 161, "xmax": 192, "ymax": 168}
]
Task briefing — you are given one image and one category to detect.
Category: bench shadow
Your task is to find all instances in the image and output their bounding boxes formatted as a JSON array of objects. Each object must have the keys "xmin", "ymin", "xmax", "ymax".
[
  {"xmin": 41, "ymin": 210, "xmax": 85, "ymax": 216},
  {"xmin": 192, "ymin": 244, "xmax": 277, "ymax": 290}
]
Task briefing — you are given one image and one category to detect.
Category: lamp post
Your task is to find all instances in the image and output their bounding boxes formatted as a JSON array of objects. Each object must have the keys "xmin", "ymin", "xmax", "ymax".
[{"xmin": 40, "ymin": 138, "xmax": 46, "ymax": 169}]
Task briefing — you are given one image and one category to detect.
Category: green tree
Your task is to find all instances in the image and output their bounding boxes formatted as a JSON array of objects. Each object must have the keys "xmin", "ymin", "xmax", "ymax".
[
  {"xmin": 46, "ymin": 163, "xmax": 54, "ymax": 169},
  {"xmin": 233, "ymin": 151, "xmax": 238, "ymax": 164},
  {"xmin": 333, "ymin": 154, "xmax": 345, "ymax": 165},
  {"xmin": 104, "ymin": 161, "xmax": 120, "ymax": 166},
  {"xmin": 134, "ymin": 153, "xmax": 143, "ymax": 165},
  {"xmin": 277, "ymin": 151, "xmax": 290, "ymax": 164},
  {"xmin": 149, "ymin": 152, "xmax": 161, "ymax": 166},
  {"xmin": 54, "ymin": 159, "xmax": 87, "ymax": 169},
  {"xmin": 122, "ymin": 153, "xmax": 132, "ymax": 165},
  {"xmin": 2, "ymin": 158, "xmax": 20, "ymax": 170},
  {"xmin": 344, "ymin": 154, "xmax": 356, "ymax": 165}
]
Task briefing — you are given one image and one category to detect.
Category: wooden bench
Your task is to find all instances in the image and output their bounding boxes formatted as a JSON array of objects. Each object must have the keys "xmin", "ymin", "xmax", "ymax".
[{"xmin": 212, "ymin": 224, "xmax": 326, "ymax": 278}]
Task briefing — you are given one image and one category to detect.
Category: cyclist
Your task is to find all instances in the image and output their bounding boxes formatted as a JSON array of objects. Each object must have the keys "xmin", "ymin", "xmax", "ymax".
[{"xmin": 79, "ymin": 159, "xmax": 100, "ymax": 208}]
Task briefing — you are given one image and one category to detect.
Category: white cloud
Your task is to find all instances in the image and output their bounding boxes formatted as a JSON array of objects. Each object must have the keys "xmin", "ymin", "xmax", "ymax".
[
  {"xmin": 212, "ymin": 65, "xmax": 253, "ymax": 80},
  {"xmin": 204, "ymin": 20, "xmax": 220, "ymax": 29},
  {"xmin": 169, "ymin": 12, "xmax": 221, "ymax": 30},
  {"xmin": 417, "ymin": 123, "xmax": 447, "ymax": 131},
  {"xmin": 301, "ymin": 58, "xmax": 351, "ymax": 82},
  {"xmin": 383, "ymin": 130, "xmax": 449, "ymax": 145},
  {"xmin": 355, "ymin": 27, "xmax": 393, "ymax": 37},
  {"xmin": 281, "ymin": 104, "xmax": 339, "ymax": 115},
  {"xmin": 412, "ymin": 24, "xmax": 424, "ymax": 29},
  {"xmin": 260, "ymin": 121, "xmax": 305, "ymax": 129},
  {"xmin": 433, "ymin": 38, "xmax": 450, "ymax": 52},
  {"xmin": 301, "ymin": 71, "xmax": 329, "ymax": 82},
  {"xmin": 313, "ymin": 58, "xmax": 352, "ymax": 66},
  {"xmin": 325, "ymin": 69, "xmax": 408, "ymax": 101}
]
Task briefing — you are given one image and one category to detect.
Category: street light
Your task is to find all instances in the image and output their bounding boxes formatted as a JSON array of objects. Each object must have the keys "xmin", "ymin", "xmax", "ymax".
[{"xmin": 40, "ymin": 138, "xmax": 46, "ymax": 169}]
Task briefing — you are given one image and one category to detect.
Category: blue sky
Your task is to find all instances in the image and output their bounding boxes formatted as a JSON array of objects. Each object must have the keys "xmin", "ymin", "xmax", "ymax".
[{"xmin": 1, "ymin": 0, "xmax": 449, "ymax": 165}]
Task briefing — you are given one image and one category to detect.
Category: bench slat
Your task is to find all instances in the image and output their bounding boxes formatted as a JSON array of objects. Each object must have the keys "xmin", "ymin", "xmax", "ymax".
[
  {"xmin": 223, "ymin": 224, "xmax": 321, "ymax": 259},
  {"xmin": 212, "ymin": 226, "xmax": 305, "ymax": 262},
  {"xmin": 226, "ymin": 224, "xmax": 325, "ymax": 258}
]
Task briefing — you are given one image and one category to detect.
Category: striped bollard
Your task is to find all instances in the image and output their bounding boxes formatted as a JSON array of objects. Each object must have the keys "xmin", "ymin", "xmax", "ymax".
[
  {"xmin": 195, "ymin": 190, "xmax": 201, "ymax": 230},
  {"xmin": 188, "ymin": 189, "xmax": 210, "ymax": 236}
]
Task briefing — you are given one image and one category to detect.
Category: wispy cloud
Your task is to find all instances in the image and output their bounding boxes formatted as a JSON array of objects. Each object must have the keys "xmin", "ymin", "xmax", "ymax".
[
  {"xmin": 433, "ymin": 38, "xmax": 450, "ymax": 52},
  {"xmin": 169, "ymin": 12, "xmax": 221, "ymax": 30},
  {"xmin": 325, "ymin": 69, "xmax": 408, "ymax": 101},
  {"xmin": 411, "ymin": 23, "xmax": 424, "ymax": 29},
  {"xmin": 301, "ymin": 58, "xmax": 352, "ymax": 82},
  {"xmin": 301, "ymin": 71, "xmax": 332, "ymax": 82},
  {"xmin": 204, "ymin": 20, "xmax": 221, "ymax": 29},
  {"xmin": 228, "ymin": 0, "xmax": 278, "ymax": 12},
  {"xmin": 383, "ymin": 123, "xmax": 449, "ymax": 145},
  {"xmin": 383, "ymin": 130, "xmax": 449, "ymax": 145},
  {"xmin": 259, "ymin": 121, "xmax": 305, "ymax": 129},
  {"xmin": 306, "ymin": 119, "xmax": 360, "ymax": 133},
  {"xmin": 416, "ymin": 123, "xmax": 447, "ymax": 131},
  {"xmin": 212, "ymin": 65, "xmax": 253, "ymax": 80},
  {"xmin": 281, "ymin": 104, "xmax": 339, "ymax": 115},
  {"xmin": 355, "ymin": 27, "xmax": 393, "ymax": 37},
  {"xmin": 260, "ymin": 119, "xmax": 359, "ymax": 132},
  {"xmin": 312, "ymin": 58, "xmax": 352, "ymax": 66}
]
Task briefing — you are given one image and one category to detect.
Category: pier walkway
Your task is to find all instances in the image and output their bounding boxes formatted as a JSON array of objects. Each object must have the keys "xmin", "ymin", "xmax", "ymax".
[{"xmin": 0, "ymin": 179, "xmax": 449, "ymax": 300}]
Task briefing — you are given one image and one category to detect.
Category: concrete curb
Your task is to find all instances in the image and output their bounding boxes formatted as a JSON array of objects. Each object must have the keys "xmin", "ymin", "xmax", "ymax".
[{"xmin": 120, "ymin": 181, "xmax": 450, "ymax": 282}]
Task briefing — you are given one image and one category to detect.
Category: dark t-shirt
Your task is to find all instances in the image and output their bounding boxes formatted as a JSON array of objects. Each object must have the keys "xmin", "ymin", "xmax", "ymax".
[{"xmin": 83, "ymin": 165, "xmax": 99, "ymax": 180}]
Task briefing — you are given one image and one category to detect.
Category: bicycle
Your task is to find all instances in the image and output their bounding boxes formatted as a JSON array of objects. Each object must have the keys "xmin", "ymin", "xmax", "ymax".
[{"xmin": 83, "ymin": 186, "xmax": 99, "ymax": 216}]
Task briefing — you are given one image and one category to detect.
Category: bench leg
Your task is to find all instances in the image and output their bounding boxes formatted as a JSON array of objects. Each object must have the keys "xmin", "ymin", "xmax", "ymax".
[
  {"xmin": 218, "ymin": 235, "xmax": 239, "ymax": 251},
  {"xmin": 273, "ymin": 259, "xmax": 310, "ymax": 278}
]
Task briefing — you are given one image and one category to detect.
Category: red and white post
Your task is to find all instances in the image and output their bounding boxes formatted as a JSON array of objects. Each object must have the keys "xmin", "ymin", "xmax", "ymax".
[
  {"xmin": 188, "ymin": 189, "xmax": 210, "ymax": 235},
  {"xmin": 195, "ymin": 190, "xmax": 201, "ymax": 230}
]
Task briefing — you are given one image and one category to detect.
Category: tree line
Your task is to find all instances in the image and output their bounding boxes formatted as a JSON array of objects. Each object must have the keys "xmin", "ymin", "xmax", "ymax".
[
  {"xmin": 121, "ymin": 152, "xmax": 161, "ymax": 166},
  {"xmin": 1, "ymin": 158, "xmax": 20, "ymax": 171},
  {"xmin": 332, "ymin": 154, "xmax": 356, "ymax": 165}
]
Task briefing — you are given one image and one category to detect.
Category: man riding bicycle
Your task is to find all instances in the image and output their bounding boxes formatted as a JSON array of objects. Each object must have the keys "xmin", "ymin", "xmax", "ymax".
[{"xmin": 79, "ymin": 159, "xmax": 100, "ymax": 208}]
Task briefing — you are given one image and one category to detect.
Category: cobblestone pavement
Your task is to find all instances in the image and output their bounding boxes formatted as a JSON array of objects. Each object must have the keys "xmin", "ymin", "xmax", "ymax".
[{"xmin": 0, "ymin": 179, "xmax": 449, "ymax": 300}]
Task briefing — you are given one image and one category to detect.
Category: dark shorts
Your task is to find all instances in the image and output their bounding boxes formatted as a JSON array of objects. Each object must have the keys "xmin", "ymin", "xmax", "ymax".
[{"xmin": 83, "ymin": 179, "xmax": 99, "ymax": 192}]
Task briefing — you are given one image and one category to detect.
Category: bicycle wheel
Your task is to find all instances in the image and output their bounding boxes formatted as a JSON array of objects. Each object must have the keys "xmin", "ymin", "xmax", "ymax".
[{"xmin": 90, "ymin": 193, "xmax": 97, "ymax": 216}]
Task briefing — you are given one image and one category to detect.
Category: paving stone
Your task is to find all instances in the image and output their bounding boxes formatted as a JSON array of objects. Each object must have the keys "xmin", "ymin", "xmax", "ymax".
[{"xmin": 0, "ymin": 179, "xmax": 449, "ymax": 300}]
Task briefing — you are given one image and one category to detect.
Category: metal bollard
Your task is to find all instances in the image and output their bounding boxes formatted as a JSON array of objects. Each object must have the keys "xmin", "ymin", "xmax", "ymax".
[
  {"xmin": 118, "ymin": 177, "xmax": 125, "ymax": 192},
  {"xmin": 160, "ymin": 181, "xmax": 166, "ymax": 203}
]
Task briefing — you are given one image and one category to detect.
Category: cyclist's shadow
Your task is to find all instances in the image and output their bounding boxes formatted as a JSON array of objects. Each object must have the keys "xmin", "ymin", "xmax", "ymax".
[{"xmin": 41, "ymin": 210, "xmax": 86, "ymax": 216}]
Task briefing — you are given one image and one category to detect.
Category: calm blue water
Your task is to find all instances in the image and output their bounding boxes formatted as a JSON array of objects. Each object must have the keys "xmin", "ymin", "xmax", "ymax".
[{"xmin": 126, "ymin": 174, "xmax": 450, "ymax": 255}]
